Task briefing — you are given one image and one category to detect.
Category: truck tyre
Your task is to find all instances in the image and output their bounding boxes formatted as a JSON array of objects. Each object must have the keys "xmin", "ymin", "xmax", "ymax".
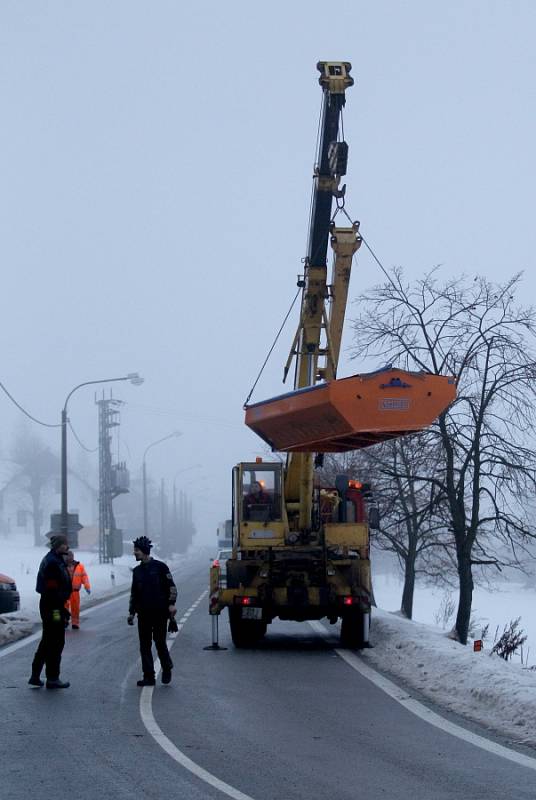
[
  {"xmin": 340, "ymin": 608, "xmax": 365, "ymax": 649},
  {"xmin": 229, "ymin": 608, "xmax": 267, "ymax": 648}
]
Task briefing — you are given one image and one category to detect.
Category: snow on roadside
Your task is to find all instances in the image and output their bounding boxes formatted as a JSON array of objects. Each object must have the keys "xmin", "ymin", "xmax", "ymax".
[
  {"xmin": 365, "ymin": 609, "xmax": 536, "ymax": 749},
  {"xmin": 0, "ymin": 614, "xmax": 34, "ymax": 646}
]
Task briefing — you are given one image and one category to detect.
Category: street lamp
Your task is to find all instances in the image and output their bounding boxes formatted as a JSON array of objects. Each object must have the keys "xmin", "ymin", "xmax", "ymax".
[
  {"xmin": 60, "ymin": 373, "xmax": 143, "ymax": 538},
  {"xmin": 142, "ymin": 431, "xmax": 182, "ymax": 537}
]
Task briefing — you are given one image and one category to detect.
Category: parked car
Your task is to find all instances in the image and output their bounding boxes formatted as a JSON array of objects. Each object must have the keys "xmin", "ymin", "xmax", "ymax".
[
  {"xmin": 0, "ymin": 573, "xmax": 20, "ymax": 613},
  {"xmin": 213, "ymin": 548, "xmax": 232, "ymax": 587}
]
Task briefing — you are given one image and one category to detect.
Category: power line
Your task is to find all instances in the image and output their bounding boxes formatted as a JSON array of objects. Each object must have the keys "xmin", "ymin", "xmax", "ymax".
[
  {"xmin": 0, "ymin": 380, "xmax": 61, "ymax": 428},
  {"xmin": 68, "ymin": 419, "xmax": 97, "ymax": 453}
]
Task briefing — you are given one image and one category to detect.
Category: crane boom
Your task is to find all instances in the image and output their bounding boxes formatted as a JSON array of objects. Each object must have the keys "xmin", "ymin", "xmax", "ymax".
[
  {"xmin": 293, "ymin": 61, "xmax": 357, "ymax": 393},
  {"xmin": 212, "ymin": 62, "xmax": 456, "ymax": 652},
  {"xmin": 284, "ymin": 62, "xmax": 361, "ymax": 527}
]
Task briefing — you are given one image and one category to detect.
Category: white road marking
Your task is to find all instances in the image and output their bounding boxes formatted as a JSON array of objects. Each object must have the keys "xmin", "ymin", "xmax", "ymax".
[
  {"xmin": 9, "ymin": 583, "xmax": 534, "ymax": 784},
  {"xmin": 309, "ymin": 620, "xmax": 536, "ymax": 772},
  {"xmin": 138, "ymin": 590, "xmax": 256, "ymax": 800}
]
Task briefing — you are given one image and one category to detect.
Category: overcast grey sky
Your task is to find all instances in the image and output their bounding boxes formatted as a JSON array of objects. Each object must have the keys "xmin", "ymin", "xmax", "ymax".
[{"xmin": 1, "ymin": 2, "xmax": 535, "ymax": 543}]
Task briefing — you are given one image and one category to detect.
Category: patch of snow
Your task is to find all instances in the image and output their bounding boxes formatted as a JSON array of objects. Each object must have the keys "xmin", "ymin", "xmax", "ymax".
[{"xmin": 0, "ymin": 613, "xmax": 34, "ymax": 646}]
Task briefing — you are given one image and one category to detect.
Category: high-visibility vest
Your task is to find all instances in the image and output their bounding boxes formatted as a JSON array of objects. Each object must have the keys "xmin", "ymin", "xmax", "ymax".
[{"xmin": 69, "ymin": 562, "xmax": 90, "ymax": 592}]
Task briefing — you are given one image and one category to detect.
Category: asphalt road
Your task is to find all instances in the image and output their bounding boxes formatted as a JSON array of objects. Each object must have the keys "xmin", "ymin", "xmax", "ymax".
[{"xmin": 1, "ymin": 553, "xmax": 535, "ymax": 800}]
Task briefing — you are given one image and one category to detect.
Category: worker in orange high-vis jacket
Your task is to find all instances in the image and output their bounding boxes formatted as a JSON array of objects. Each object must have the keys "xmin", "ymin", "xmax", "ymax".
[{"xmin": 64, "ymin": 550, "xmax": 91, "ymax": 629}]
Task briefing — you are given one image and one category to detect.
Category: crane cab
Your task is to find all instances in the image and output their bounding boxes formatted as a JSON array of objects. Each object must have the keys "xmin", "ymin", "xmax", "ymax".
[{"xmin": 232, "ymin": 461, "xmax": 287, "ymax": 550}]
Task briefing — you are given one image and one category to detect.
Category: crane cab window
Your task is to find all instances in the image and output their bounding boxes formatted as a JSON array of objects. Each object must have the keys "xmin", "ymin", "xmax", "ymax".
[{"xmin": 241, "ymin": 466, "xmax": 282, "ymax": 522}]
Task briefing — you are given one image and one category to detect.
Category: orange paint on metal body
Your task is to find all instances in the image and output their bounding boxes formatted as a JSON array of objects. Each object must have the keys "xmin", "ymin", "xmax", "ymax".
[{"xmin": 245, "ymin": 368, "xmax": 456, "ymax": 452}]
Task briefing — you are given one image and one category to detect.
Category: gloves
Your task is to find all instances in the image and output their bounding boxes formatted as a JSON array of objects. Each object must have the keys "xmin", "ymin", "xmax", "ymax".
[
  {"xmin": 85, "ymin": 588, "xmax": 91, "ymax": 595},
  {"xmin": 127, "ymin": 615, "xmax": 135, "ymax": 626},
  {"xmin": 52, "ymin": 609, "xmax": 62, "ymax": 624}
]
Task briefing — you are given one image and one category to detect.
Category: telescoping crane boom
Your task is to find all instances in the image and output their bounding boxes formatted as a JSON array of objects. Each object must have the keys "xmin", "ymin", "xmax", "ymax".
[
  {"xmin": 282, "ymin": 62, "xmax": 361, "ymax": 532},
  {"xmin": 210, "ymin": 62, "xmax": 456, "ymax": 649}
]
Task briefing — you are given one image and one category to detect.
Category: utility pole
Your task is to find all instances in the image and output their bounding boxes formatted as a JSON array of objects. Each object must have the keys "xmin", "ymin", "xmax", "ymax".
[{"xmin": 96, "ymin": 394, "xmax": 130, "ymax": 563}]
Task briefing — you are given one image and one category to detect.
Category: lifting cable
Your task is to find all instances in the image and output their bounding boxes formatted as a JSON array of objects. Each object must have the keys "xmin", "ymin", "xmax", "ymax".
[
  {"xmin": 243, "ymin": 102, "xmax": 397, "ymax": 409},
  {"xmin": 244, "ymin": 95, "xmax": 325, "ymax": 409},
  {"xmin": 330, "ymin": 186, "xmax": 396, "ymax": 287},
  {"xmin": 243, "ymin": 286, "xmax": 302, "ymax": 408},
  {"xmin": 359, "ymin": 232, "xmax": 401, "ymax": 291}
]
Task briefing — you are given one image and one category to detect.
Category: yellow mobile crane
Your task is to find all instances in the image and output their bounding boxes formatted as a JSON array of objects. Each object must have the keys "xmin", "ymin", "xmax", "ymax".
[{"xmin": 209, "ymin": 62, "xmax": 455, "ymax": 648}]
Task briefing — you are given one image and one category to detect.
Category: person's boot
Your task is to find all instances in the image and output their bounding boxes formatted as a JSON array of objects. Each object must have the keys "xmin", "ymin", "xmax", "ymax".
[
  {"xmin": 161, "ymin": 667, "xmax": 172, "ymax": 685},
  {"xmin": 46, "ymin": 679, "xmax": 70, "ymax": 689},
  {"xmin": 137, "ymin": 677, "xmax": 156, "ymax": 687},
  {"xmin": 72, "ymin": 624, "xmax": 79, "ymax": 630},
  {"xmin": 28, "ymin": 674, "xmax": 44, "ymax": 688}
]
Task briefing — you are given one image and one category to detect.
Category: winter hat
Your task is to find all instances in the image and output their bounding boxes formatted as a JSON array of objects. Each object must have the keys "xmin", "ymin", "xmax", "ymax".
[
  {"xmin": 49, "ymin": 534, "xmax": 68, "ymax": 550},
  {"xmin": 133, "ymin": 536, "xmax": 153, "ymax": 555}
]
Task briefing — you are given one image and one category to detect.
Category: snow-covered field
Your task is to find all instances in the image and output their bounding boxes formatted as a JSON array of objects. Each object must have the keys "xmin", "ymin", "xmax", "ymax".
[{"xmin": 374, "ymin": 571, "xmax": 536, "ymax": 667}]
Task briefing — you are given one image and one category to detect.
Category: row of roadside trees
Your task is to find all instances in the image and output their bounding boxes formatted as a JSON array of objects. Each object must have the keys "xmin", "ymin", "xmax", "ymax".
[{"xmin": 322, "ymin": 270, "xmax": 536, "ymax": 645}]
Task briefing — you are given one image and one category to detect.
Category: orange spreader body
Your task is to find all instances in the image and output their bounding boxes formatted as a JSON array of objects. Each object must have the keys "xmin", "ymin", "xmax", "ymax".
[{"xmin": 245, "ymin": 368, "xmax": 456, "ymax": 452}]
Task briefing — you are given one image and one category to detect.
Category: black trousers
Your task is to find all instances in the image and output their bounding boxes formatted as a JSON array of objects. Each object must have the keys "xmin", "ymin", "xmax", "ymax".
[
  {"xmin": 137, "ymin": 613, "xmax": 173, "ymax": 679},
  {"xmin": 31, "ymin": 599, "xmax": 66, "ymax": 681}
]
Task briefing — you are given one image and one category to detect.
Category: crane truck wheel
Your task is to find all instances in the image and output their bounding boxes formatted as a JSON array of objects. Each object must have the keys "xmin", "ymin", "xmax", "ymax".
[
  {"xmin": 229, "ymin": 607, "xmax": 267, "ymax": 648},
  {"xmin": 340, "ymin": 608, "xmax": 366, "ymax": 649}
]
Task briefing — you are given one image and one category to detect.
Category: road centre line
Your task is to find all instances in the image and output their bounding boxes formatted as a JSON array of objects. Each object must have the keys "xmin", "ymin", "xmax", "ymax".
[
  {"xmin": 139, "ymin": 590, "xmax": 257, "ymax": 800},
  {"xmin": 309, "ymin": 620, "xmax": 536, "ymax": 773}
]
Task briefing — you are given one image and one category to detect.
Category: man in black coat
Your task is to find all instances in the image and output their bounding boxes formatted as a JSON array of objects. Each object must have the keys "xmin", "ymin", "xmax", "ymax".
[
  {"xmin": 127, "ymin": 536, "xmax": 177, "ymax": 687},
  {"xmin": 29, "ymin": 534, "xmax": 72, "ymax": 689}
]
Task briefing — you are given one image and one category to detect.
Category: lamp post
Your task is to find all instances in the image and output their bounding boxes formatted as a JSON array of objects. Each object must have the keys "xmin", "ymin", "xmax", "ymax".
[
  {"xmin": 142, "ymin": 431, "xmax": 182, "ymax": 538},
  {"xmin": 60, "ymin": 373, "xmax": 143, "ymax": 539}
]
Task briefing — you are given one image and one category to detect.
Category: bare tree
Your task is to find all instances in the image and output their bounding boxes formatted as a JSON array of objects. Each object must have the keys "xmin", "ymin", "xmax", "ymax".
[
  {"xmin": 10, "ymin": 428, "xmax": 58, "ymax": 546},
  {"xmin": 363, "ymin": 434, "xmax": 451, "ymax": 619},
  {"xmin": 352, "ymin": 270, "xmax": 536, "ymax": 644}
]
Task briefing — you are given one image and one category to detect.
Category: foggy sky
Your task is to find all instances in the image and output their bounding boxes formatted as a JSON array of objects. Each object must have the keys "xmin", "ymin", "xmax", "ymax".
[{"xmin": 1, "ymin": 2, "xmax": 535, "ymax": 543}]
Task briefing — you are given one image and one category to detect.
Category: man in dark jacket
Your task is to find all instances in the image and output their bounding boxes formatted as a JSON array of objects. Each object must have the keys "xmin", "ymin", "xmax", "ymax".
[
  {"xmin": 127, "ymin": 536, "xmax": 177, "ymax": 687},
  {"xmin": 29, "ymin": 534, "xmax": 72, "ymax": 689}
]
